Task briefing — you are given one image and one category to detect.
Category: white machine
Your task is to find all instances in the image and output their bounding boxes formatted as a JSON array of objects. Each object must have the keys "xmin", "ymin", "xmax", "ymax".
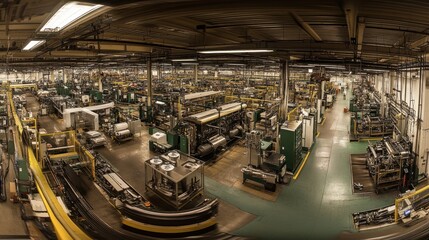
[
  {"xmin": 84, "ymin": 131, "xmax": 107, "ymax": 148},
  {"xmin": 150, "ymin": 132, "xmax": 167, "ymax": 145},
  {"xmin": 113, "ymin": 122, "xmax": 133, "ymax": 142},
  {"xmin": 302, "ymin": 115, "xmax": 315, "ymax": 150}
]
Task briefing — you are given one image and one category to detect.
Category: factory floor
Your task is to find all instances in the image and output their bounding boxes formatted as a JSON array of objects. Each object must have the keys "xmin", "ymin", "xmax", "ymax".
[
  {"xmin": 204, "ymin": 91, "xmax": 398, "ymax": 239},
  {"xmin": 0, "ymin": 149, "xmax": 30, "ymax": 239},
  {"xmin": 14, "ymin": 91, "xmax": 400, "ymax": 239}
]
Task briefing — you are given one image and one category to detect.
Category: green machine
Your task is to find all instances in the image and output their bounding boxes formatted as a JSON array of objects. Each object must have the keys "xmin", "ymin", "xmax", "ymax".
[
  {"xmin": 148, "ymin": 127, "xmax": 188, "ymax": 154},
  {"xmin": 279, "ymin": 120, "xmax": 303, "ymax": 172},
  {"xmin": 56, "ymin": 86, "xmax": 71, "ymax": 96},
  {"xmin": 16, "ymin": 158, "xmax": 32, "ymax": 198},
  {"xmin": 127, "ymin": 92, "xmax": 136, "ymax": 103},
  {"xmin": 90, "ymin": 90, "xmax": 103, "ymax": 103}
]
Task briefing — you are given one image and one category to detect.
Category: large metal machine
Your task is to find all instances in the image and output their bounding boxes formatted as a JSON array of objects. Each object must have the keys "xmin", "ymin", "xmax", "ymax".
[
  {"xmin": 145, "ymin": 150, "xmax": 204, "ymax": 209},
  {"xmin": 241, "ymin": 130, "xmax": 287, "ymax": 191},
  {"xmin": 182, "ymin": 102, "xmax": 246, "ymax": 157},
  {"xmin": 149, "ymin": 102, "xmax": 247, "ymax": 158},
  {"xmin": 366, "ymin": 137, "xmax": 414, "ymax": 193}
]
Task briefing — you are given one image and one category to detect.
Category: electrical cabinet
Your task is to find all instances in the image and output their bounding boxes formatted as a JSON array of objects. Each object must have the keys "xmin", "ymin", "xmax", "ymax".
[{"xmin": 279, "ymin": 121, "xmax": 303, "ymax": 172}]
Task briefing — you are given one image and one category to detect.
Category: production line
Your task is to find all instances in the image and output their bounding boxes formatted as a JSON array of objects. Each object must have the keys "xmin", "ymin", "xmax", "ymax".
[{"xmin": 2, "ymin": 2, "xmax": 429, "ymax": 239}]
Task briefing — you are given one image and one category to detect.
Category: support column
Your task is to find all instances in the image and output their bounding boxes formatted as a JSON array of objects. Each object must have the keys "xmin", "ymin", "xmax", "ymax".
[
  {"xmin": 279, "ymin": 60, "xmax": 289, "ymax": 123},
  {"xmin": 390, "ymin": 71, "xmax": 396, "ymax": 96},
  {"xmin": 98, "ymin": 74, "xmax": 102, "ymax": 92},
  {"xmin": 418, "ymin": 55, "xmax": 429, "ymax": 175},
  {"xmin": 158, "ymin": 64, "xmax": 162, "ymax": 80},
  {"xmin": 63, "ymin": 68, "xmax": 67, "ymax": 83},
  {"xmin": 194, "ymin": 64, "xmax": 198, "ymax": 82},
  {"xmin": 380, "ymin": 73, "xmax": 386, "ymax": 117},
  {"xmin": 147, "ymin": 58, "xmax": 153, "ymax": 109},
  {"xmin": 50, "ymin": 71, "xmax": 55, "ymax": 82},
  {"xmin": 245, "ymin": 65, "xmax": 250, "ymax": 86}
]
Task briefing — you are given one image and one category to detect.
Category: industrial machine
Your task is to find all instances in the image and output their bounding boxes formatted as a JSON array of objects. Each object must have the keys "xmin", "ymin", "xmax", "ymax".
[
  {"xmin": 241, "ymin": 130, "xmax": 287, "ymax": 192},
  {"xmin": 279, "ymin": 120, "xmax": 303, "ymax": 172},
  {"xmin": 301, "ymin": 108, "xmax": 317, "ymax": 151},
  {"xmin": 92, "ymin": 151, "xmax": 218, "ymax": 235},
  {"xmin": 0, "ymin": 93, "xmax": 8, "ymax": 145},
  {"xmin": 84, "ymin": 131, "xmax": 107, "ymax": 148},
  {"xmin": 366, "ymin": 137, "xmax": 414, "ymax": 193},
  {"xmin": 113, "ymin": 122, "xmax": 133, "ymax": 142},
  {"xmin": 145, "ymin": 150, "xmax": 204, "ymax": 209},
  {"xmin": 181, "ymin": 102, "xmax": 246, "ymax": 158}
]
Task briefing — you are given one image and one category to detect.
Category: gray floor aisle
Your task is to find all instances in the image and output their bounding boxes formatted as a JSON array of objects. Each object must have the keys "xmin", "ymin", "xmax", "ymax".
[{"xmin": 205, "ymin": 91, "xmax": 397, "ymax": 239}]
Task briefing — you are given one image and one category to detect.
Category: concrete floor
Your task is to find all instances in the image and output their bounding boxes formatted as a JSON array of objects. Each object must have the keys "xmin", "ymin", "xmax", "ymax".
[
  {"xmin": 204, "ymin": 91, "xmax": 398, "ymax": 239},
  {"xmin": 13, "ymin": 91, "xmax": 402, "ymax": 239},
  {"xmin": 0, "ymin": 149, "xmax": 29, "ymax": 239}
]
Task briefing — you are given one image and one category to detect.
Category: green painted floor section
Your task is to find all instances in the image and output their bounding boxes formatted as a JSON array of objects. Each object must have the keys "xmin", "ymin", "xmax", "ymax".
[{"xmin": 205, "ymin": 92, "xmax": 398, "ymax": 239}]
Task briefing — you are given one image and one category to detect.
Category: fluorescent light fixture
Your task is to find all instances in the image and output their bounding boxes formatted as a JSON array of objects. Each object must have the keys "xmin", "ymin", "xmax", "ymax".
[
  {"xmin": 199, "ymin": 49, "xmax": 273, "ymax": 54},
  {"xmin": 226, "ymin": 63, "xmax": 246, "ymax": 66},
  {"xmin": 308, "ymin": 68, "xmax": 313, "ymax": 73},
  {"xmin": 171, "ymin": 58, "xmax": 197, "ymax": 62},
  {"xmin": 40, "ymin": 2, "xmax": 103, "ymax": 32},
  {"xmin": 22, "ymin": 40, "xmax": 46, "ymax": 51}
]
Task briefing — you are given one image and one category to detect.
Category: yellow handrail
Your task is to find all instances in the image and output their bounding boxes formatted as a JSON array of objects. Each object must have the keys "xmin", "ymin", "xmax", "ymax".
[
  {"xmin": 394, "ymin": 184, "xmax": 429, "ymax": 222},
  {"xmin": 8, "ymin": 92, "xmax": 91, "ymax": 240},
  {"xmin": 287, "ymin": 105, "xmax": 301, "ymax": 121}
]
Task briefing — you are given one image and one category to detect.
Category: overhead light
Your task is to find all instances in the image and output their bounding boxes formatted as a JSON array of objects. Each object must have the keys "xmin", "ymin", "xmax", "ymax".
[
  {"xmin": 40, "ymin": 2, "xmax": 103, "ymax": 32},
  {"xmin": 226, "ymin": 63, "xmax": 246, "ymax": 66},
  {"xmin": 308, "ymin": 68, "xmax": 313, "ymax": 73},
  {"xmin": 199, "ymin": 49, "xmax": 274, "ymax": 54},
  {"xmin": 181, "ymin": 62, "xmax": 199, "ymax": 65},
  {"xmin": 22, "ymin": 40, "xmax": 46, "ymax": 51},
  {"xmin": 171, "ymin": 58, "xmax": 197, "ymax": 62}
]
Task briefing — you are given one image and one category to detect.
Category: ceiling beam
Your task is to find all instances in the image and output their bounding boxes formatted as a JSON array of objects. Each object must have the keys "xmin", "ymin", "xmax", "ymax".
[
  {"xmin": 289, "ymin": 12, "xmax": 322, "ymax": 42},
  {"xmin": 343, "ymin": 0, "xmax": 358, "ymax": 43},
  {"xmin": 161, "ymin": 17, "xmax": 243, "ymax": 44},
  {"xmin": 356, "ymin": 17, "xmax": 365, "ymax": 56},
  {"xmin": 410, "ymin": 36, "xmax": 429, "ymax": 49}
]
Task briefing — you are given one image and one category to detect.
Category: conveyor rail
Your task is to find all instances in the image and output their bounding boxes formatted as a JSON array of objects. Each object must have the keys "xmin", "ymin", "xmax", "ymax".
[{"xmin": 8, "ymin": 92, "xmax": 91, "ymax": 240}]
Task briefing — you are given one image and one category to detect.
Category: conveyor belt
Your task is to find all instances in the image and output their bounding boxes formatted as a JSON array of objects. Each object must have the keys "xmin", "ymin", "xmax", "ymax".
[
  {"xmin": 339, "ymin": 215, "xmax": 429, "ymax": 240},
  {"xmin": 8, "ymin": 92, "xmax": 91, "ymax": 240}
]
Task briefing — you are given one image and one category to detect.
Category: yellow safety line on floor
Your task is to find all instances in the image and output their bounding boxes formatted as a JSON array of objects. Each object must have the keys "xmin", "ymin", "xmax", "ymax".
[
  {"xmin": 359, "ymin": 137, "xmax": 382, "ymax": 142},
  {"xmin": 293, "ymin": 151, "xmax": 311, "ymax": 180},
  {"xmin": 320, "ymin": 118, "xmax": 326, "ymax": 126}
]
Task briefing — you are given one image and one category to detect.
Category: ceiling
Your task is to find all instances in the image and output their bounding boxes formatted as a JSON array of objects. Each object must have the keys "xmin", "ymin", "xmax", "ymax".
[{"xmin": 1, "ymin": 0, "xmax": 429, "ymax": 71}]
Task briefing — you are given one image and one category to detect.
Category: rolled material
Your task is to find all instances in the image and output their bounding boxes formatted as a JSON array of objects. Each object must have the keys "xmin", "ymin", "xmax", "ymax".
[
  {"xmin": 114, "ymin": 122, "xmax": 129, "ymax": 132},
  {"xmin": 209, "ymin": 135, "xmax": 227, "ymax": 149},
  {"xmin": 116, "ymin": 129, "xmax": 131, "ymax": 136},
  {"xmin": 197, "ymin": 135, "xmax": 227, "ymax": 157},
  {"xmin": 186, "ymin": 102, "xmax": 247, "ymax": 124}
]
